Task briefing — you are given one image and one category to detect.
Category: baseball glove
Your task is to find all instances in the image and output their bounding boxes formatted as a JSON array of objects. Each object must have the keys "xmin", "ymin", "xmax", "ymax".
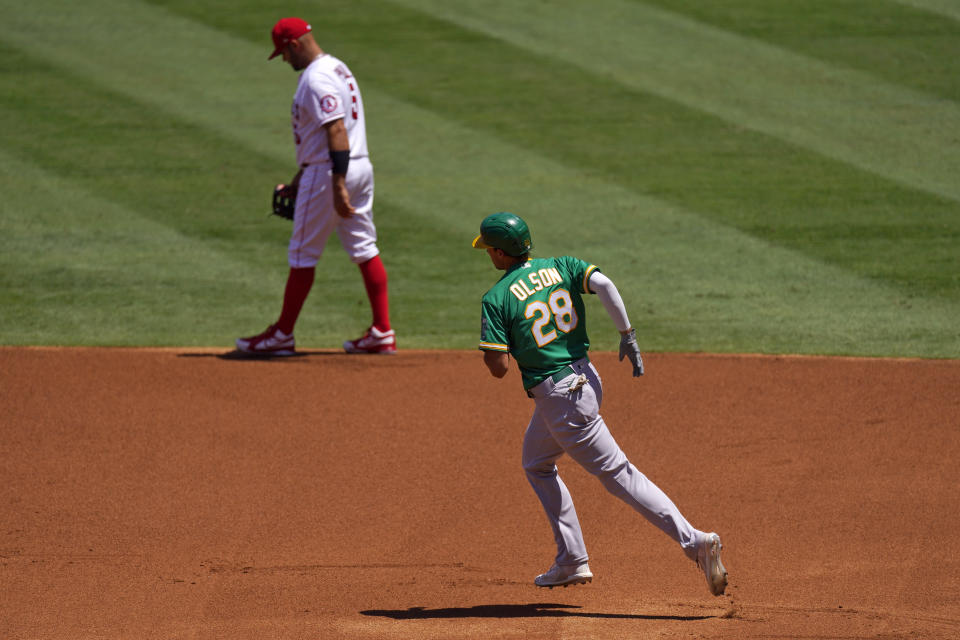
[{"xmin": 271, "ymin": 184, "xmax": 296, "ymax": 220}]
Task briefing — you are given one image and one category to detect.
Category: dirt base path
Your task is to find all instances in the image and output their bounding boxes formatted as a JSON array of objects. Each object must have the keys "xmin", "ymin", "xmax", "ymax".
[{"xmin": 2, "ymin": 348, "xmax": 959, "ymax": 639}]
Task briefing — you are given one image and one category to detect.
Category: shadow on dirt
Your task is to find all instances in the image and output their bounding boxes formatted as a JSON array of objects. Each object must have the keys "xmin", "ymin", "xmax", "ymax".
[
  {"xmin": 176, "ymin": 350, "xmax": 341, "ymax": 361},
  {"xmin": 360, "ymin": 603, "xmax": 712, "ymax": 620}
]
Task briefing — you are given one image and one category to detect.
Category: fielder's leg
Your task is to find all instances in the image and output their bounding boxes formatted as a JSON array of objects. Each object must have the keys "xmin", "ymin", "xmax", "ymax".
[
  {"xmin": 337, "ymin": 158, "xmax": 395, "ymax": 350},
  {"xmin": 358, "ymin": 255, "xmax": 390, "ymax": 332},
  {"xmin": 276, "ymin": 266, "xmax": 315, "ymax": 335},
  {"xmin": 282, "ymin": 164, "xmax": 337, "ymax": 335}
]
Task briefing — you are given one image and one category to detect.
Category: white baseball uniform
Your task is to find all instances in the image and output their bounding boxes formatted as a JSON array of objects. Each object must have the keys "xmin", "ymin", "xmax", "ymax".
[{"xmin": 289, "ymin": 53, "xmax": 379, "ymax": 268}]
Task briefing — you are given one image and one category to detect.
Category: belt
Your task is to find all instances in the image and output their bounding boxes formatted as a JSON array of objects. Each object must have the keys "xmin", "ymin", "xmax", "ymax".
[
  {"xmin": 550, "ymin": 365, "xmax": 576, "ymax": 384},
  {"xmin": 526, "ymin": 361, "xmax": 587, "ymax": 399}
]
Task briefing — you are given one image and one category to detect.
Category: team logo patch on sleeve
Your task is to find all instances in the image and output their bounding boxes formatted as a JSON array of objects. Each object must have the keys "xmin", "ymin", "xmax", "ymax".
[{"xmin": 320, "ymin": 95, "xmax": 339, "ymax": 113}]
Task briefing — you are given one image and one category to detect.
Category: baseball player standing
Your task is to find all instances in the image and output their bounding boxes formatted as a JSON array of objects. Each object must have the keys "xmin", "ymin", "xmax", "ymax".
[
  {"xmin": 237, "ymin": 17, "xmax": 395, "ymax": 355},
  {"xmin": 473, "ymin": 212, "xmax": 728, "ymax": 595}
]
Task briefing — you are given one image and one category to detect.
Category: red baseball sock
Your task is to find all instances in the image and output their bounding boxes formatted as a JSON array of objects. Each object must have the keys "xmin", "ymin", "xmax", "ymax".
[
  {"xmin": 358, "ymin": 255, "xmax": 391, "ymax": 332},
  {"xmin": 276, "ymin": 266, "xmax": 315, "ymax": 335}
]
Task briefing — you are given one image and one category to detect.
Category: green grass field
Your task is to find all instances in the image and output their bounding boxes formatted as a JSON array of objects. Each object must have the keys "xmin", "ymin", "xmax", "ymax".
[{"xmin": 1, "ymin": 0, "xmax": 958, "ymax": 356}]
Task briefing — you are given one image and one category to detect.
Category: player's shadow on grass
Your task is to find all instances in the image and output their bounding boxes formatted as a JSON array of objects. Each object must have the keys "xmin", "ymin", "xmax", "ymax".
[{"xmin": 360, "ymin": 603, "xmax": 712, "ymax": 620}]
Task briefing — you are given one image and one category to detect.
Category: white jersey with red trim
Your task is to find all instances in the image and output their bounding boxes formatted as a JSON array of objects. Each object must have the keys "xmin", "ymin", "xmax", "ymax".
[{"xmin": 291, "ymin": 53, "xmax": 369, "ymax": 167}]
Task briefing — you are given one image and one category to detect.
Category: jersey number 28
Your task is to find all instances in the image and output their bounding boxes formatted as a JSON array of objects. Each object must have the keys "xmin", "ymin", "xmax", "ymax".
[{"xmin": 526, "ymin": 289, "xmax": 579, "ymax": 348}]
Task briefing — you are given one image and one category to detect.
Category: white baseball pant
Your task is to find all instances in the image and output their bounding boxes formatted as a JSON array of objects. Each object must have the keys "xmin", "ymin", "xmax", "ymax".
[{"xmin": 289, "ymin": 157, "xmax": 379, "ymax": 268}]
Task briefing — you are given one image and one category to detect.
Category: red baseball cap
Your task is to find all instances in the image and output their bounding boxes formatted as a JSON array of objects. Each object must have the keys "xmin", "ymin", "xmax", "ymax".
[{"xmin": 269, "ymin": 17, "xmax": 312, "ymax": 60}]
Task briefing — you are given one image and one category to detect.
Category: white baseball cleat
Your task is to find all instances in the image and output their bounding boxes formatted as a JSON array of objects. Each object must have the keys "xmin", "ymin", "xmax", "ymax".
[
  {"xmin": 343, "ymin": 326, "xmax": 396, "ymax": 354},
  {"xmin": 236, "ymin": 324, "xmax": 296, "ymax": 356},
  {"xmin": 534, "ymin": 562, "xmax": 593, "ymax": 588},
  {"xmin": 696, "ymin": 532, "xmax": 728, "ymax": 596}
]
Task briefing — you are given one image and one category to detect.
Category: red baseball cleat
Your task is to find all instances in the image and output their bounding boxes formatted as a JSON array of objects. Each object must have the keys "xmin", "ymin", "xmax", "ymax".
[
  {"xmin": 342, "ymin": 326, "xmax": 396, "ymax": 354},
  {"xmin": 236, "ymin": 324, "xmax": 296, "ymax": 356}
]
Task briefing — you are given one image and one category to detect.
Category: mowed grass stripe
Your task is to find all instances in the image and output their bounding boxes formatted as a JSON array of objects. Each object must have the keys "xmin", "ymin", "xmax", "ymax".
[
  {"xmin": 640, "ymin": 0, "xmax": 960, "ymax": 103},
  {"xmin": 894, "ymin": 0, "xmax": 960, "ymax": 23},
  {"xmin": 0, "ymin": 147, "xmax": 273, "ymax": 346},
  {"xmin": 389, "ymin": 0, "xmax": 960, "ymax": 205},
  {"xmin": 0, "ymin": 42, "xmax": 286, "ymax": 249},
  {"xmin": 0, "ymin": 0, "xmax": 292, "ymax": 162}
]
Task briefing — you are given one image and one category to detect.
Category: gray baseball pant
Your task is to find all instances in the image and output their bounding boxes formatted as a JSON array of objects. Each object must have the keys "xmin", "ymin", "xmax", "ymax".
[{"xmin": 523, "ymin": 357, "xmax": 702, "ymax": 567}]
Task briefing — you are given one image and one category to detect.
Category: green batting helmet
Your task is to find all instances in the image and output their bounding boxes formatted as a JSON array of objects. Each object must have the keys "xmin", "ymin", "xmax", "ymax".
[{"xmin": 472, "ymin": 212, "xmax": 532, "ymax": 257}]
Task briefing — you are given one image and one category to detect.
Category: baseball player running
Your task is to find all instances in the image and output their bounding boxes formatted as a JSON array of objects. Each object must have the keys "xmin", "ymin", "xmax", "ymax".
[
  {"xmin": 236, "ymin": 17, "xmax": 395, "ymax": 356},
  {"xmin": 473, "ymin": 212, "xmax": 728, "ymax": 595}
]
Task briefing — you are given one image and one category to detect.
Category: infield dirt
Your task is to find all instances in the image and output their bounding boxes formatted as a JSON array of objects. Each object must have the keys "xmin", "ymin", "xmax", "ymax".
[{"xmin": 2, "ymin": 348, "xmax": 958, "ymax": 639}]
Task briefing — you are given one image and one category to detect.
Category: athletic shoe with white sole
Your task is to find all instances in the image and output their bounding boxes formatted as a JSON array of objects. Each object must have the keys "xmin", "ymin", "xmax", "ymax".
[
  {"xmin": 343, "ymin": 326, "xmax": 396, "ymax": 354},
  {"xmin": 534, "ymin": 562, "xmax": 593, "ymax": 588},
  {"xmin": 696, "ymin": 532, "xmax": 728, "ymax": 596},
  {"xmin": 235, "ymin": 324, "xmax": 295, "ymax": 356}
]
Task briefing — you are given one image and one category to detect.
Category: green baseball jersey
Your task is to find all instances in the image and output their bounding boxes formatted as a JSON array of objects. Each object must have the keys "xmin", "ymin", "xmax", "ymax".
[{"xmin": 479, "ymin": 256, "xmax": 599, "ymax": 389}]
